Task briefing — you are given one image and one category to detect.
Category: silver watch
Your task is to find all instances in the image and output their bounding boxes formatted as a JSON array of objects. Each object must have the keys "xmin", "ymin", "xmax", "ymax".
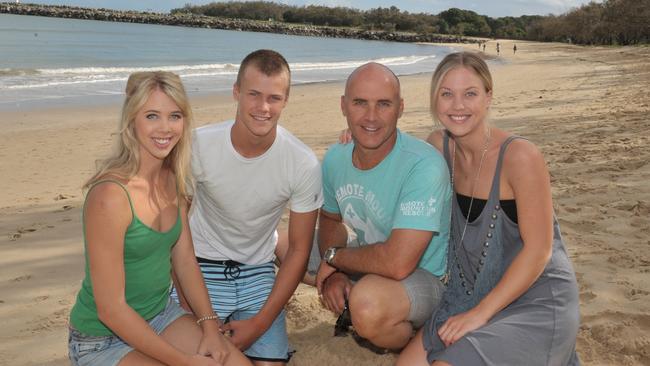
[{"xmin": 324, "ymin": 247, "xmax": 339, "ymax": 266}]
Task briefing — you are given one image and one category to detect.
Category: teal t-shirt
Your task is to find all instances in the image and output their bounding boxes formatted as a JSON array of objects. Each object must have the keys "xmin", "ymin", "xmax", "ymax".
[{"xmin": 322, "ymin": 130, "xmax": 451, "ymax": 276}]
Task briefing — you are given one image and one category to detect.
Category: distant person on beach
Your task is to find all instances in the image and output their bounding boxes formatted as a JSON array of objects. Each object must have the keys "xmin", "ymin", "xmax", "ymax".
[
  {"xmin": 496, "ymin": 42, "xmax": 500, "ymax": 55},
  {"xmin": 314, "ymin": 62, "xmax": 451, "ymax": 351},
  {"xmin": 397, "ymin": 52, "xmax": 580, "ymax": 365},
  {"xmin": 513, "ymin": 44, "xmax": 517, "ymax": 54},
  {"xmin": 68, "ymin": 71, "xmax": 250, "ymax": 366},
  {"xmin": 482, "ymin": 43, "xmax": 486, "ymax": 52},
  {"xmin": 172, "ymin": 49, "xmax": 322, "ymax": 365}
]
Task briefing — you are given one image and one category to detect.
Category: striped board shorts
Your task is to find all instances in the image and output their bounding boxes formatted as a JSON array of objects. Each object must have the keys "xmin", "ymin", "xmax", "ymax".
[{"xmin": 171, "ymin": 257, "xmax": 292, "ymax": 361}]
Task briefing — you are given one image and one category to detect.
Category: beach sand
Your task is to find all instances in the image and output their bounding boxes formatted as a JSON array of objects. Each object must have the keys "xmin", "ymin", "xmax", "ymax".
[{"xmin": 1, "ymin": 40, "xmax": 649, "ymax": 365}]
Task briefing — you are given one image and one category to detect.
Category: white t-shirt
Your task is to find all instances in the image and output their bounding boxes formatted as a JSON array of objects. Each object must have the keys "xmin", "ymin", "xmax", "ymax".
[{"xmin": 189, "ymin": 120, "xmax": 323, "ymax": 264}]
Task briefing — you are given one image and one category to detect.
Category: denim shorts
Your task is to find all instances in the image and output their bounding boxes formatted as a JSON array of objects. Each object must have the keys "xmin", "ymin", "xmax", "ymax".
[{"xmin": 68, "ymin": 297, "xmax": 188, "ymax": 366}]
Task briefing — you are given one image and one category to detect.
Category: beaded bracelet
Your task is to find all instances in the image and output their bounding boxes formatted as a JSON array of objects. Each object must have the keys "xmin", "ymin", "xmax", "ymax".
[{"xmin": 196, "ymin": 314, "xmax": 219, "ymax": 325}]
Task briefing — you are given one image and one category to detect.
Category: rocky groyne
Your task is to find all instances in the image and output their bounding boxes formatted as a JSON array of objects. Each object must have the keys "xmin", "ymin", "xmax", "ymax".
[{"xmin": 1, "ymin": 2, "xmax": 475, "ymax": 44}]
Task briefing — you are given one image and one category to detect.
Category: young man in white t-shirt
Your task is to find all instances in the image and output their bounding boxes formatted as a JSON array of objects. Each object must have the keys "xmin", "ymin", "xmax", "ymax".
[{"xmin": 174, "ymin": 49, "xmax": 322, "ymax": 365}]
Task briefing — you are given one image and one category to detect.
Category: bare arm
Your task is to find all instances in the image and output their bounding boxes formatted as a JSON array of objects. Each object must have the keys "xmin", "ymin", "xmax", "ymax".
[
  {"xmin": 172, "ymin": 198, "xmax": 231, "ymax": 361},
  {"xmin": 171, "ymin": 269, "xmax": 192, "ymax": 312},
  {"xmin": 86, "ymin": 183, "xmax": 195, "ymax": 366},
  {"xmin": 315, "ymin": 210, "xmax": 352, "ymax": 313},
  {"xmin": 317, "ymin": 209, "xmax": 349, "ymax": 254},
  {"xmin": 329, "ymin": 228, "xmax": 433, "ymax": 280}
]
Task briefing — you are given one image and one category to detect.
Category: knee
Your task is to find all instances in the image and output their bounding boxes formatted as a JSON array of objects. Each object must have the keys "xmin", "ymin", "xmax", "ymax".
[{"xmin": 348, "ymin": 280, "xmax": 386, "ymax": 338}]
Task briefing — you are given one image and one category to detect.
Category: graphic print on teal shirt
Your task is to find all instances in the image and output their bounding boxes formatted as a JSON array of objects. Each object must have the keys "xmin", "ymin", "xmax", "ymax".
[{"xmin": 321, "ymin": 130, "xmax": 451, "ymax": 276}]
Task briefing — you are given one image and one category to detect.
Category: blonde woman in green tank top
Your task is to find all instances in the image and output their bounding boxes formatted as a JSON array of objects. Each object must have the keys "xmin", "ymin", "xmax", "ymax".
[{"xmin": 68, "ymin": 71, "xmax": 251, "ymax": 366}]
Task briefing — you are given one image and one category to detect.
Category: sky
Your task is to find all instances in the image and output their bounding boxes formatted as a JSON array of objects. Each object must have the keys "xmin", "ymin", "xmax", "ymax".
[{"xmin": 25, "ymin": 0, "xmax": 602, "ymax": 18}]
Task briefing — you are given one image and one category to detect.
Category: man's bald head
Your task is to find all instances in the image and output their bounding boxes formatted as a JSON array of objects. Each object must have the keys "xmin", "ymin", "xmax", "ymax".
[{"xmin": 344, "ymin": 62, "xmax": 401, "ymax": 98}]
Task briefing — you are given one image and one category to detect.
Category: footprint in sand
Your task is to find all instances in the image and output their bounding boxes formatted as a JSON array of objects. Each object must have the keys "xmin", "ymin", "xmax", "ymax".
[
  {"xmin": 58, "ymin": 298, "xmax": 71, "ymax": 306},
  {"xmin": 563, "ymin": 206, "xmax": 582, "ymax": 213},
  {"xmin": 11, "ymin": 275, "xmax": 32, "ymax": 282},
  {"xmin": 581, "ymin": 312, "xmax": 650, "ymax": 363},
  {"xmin": 580, "ymin": 290, "xmax": 597, "ymax": 303},
  {"xmin": 8, "ymin": 227, "xmax": 38, "ymax": 241},
  {"xmin": 625, "ymin": 288, "xmax": 650, "ymax": 301},
  {"xmin": 25, "ymin": 312, "xmax": 68, "ymax": 333},
  {"xmin": 60, "ymin": 205, "xmax": 74, "ymax": 211},
  {"xmin": 607, "ymin": 253, "xmax": 637, "ymax": 267},
  {"xmin": 54, "ymin": 193, "xmax": 74, "ymax": 201}
]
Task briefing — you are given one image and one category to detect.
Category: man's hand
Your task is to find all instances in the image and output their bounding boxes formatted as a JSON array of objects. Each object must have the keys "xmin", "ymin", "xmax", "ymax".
[
  {"xmin": 320, "ymin": 271, "xmax": 351, "ymax": 314},
  {"xmin": 221, "ymin": 317, "xmax": 264, "ymax": 351}
]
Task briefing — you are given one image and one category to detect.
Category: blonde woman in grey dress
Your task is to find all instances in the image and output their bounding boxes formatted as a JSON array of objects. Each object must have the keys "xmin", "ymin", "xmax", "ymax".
[{"xmin": 397, "ymin": 52, "xmax": 580, "ymax": 365}]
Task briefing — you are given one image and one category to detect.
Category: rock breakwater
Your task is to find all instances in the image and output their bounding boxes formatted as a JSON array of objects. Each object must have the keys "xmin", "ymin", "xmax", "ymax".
[{"xmin": 1, "ymin": 2, "xmax": 475, "ymax": 44}]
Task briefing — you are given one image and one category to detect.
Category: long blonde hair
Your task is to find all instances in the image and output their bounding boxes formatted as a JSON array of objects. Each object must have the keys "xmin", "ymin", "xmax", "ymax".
[
  {"xmin": 430, "ymin": 52, "xmax": 493, "ymax": 125},
  {"xmin": 85, "ymin": 71, "xmax": 193, "ymax": 198}
]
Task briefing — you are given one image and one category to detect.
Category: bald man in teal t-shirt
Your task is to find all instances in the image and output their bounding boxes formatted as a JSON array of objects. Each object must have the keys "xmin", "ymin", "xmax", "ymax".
[{"xmin": 314, "ymin": 62, "xmax": 451, "ymax": 351}]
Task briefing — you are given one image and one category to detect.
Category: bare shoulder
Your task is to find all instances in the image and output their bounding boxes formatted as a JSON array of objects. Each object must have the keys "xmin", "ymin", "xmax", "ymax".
[
  {"xmin": 85, "ymin": 180, "xmax": 131, "ymax": 221},
  {"xmin": 502, "ymin": 137, "xmax": 550, "ymax": 184},
  {"xmin": 426, "ymin": 129, "xmax": 446, "ymax": 152},
  {"xmin": 502, "ymin": 138, "xmax": 546, "ymax": 168}
]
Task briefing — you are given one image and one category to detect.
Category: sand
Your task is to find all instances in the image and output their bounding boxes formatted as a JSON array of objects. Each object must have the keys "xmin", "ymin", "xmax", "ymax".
[{"xmin": 1, "ymin": 40, "xmax": 649, "ymax": 365}]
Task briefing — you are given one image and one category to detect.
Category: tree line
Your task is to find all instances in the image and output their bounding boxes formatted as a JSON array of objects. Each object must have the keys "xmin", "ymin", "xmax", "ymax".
[{"xmin": 172, "ymin": 0, "xmax": 648, "ymax": 45}]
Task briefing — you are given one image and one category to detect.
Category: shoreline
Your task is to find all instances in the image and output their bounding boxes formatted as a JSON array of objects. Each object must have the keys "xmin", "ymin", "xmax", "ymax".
[
  {"xmin": 0, "ymin": 74, "xmax": 411, "ymax": 114},
  {"xmin": 1, "ymin": 41, "xmax": 649, "ymax": 365}
]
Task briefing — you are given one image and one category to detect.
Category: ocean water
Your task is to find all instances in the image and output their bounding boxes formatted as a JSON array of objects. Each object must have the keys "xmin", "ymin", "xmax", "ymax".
[{"xmin": 0, "ymin": 13, "xmax": 456, "ymax": 110}]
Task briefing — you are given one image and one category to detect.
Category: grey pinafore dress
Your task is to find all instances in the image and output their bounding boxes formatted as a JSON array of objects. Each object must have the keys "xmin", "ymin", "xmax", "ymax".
[{"xmin": 422, "ymin": 135, "xmax": 581, "ymax": 365}]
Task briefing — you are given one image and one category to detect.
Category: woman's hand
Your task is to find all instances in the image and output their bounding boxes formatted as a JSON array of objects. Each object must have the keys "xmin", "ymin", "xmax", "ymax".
[
  {"xmin": 438, "ymin": 308, "xmax": 490, "ymax": 347},
  {"xmin": 197, "ymin": 331, "xmax": 230, "ymax": 365},
  {"xmin": 338, "ymin": 128, "xmax": 353, "ymax": 144}
]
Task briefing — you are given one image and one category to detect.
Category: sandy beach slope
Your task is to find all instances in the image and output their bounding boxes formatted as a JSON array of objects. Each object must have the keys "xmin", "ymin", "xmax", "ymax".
[{"xmin": 0, "ymin": 40, "xmax": 648, "ymax": 365}]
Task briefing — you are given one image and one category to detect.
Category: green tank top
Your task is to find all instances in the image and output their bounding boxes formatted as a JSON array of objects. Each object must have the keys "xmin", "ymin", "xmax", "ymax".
[{"xmin": 69, "ymin": 180, "xmax": 182, "ymax": 336}]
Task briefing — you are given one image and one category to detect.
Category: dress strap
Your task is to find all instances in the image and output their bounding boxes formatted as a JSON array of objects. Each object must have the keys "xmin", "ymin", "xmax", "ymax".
[
  {"xmin": 487, "ymin": 135, "xmax": 527, "ymax": 202},
  {"xmin": 88, "ymin": 179, "xmax": 136, "ymax": 218}
]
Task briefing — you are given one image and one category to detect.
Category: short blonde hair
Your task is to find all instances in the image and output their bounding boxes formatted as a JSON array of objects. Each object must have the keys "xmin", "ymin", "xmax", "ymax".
[
  {"xmin": 430, "ymin": 52, "xmax": 493, "ymax": 125},
  {"xmin": 236, "ymin": 49, "xmax": 291, "ymax": 97},
  {"xmin": 85, "ymin": 71, "xmax": 193, "ymax": 198}
]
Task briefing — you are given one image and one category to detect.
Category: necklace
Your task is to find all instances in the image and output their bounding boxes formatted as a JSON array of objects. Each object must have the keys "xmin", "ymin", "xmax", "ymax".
[{"xmin": 450, "ymin": 126, "xmax": 491, "ymax": 295}]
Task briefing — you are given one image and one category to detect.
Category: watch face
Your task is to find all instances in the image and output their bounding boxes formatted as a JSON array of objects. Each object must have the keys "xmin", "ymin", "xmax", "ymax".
[{"xmin": 326, "ymin": 247, "xmax": 336, "ymax": 264}]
